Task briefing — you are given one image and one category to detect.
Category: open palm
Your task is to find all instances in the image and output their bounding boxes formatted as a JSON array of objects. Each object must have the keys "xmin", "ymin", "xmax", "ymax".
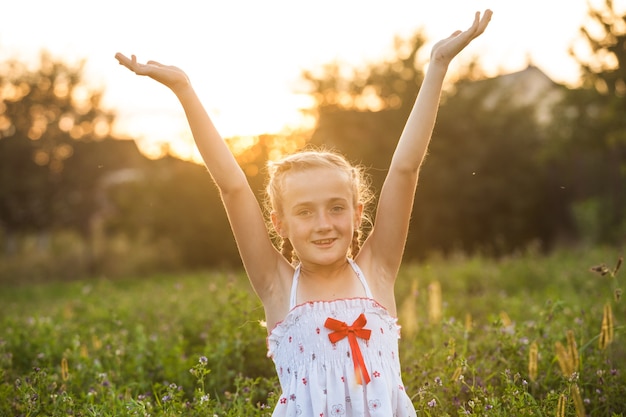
[
  {"xmin": 114, "ymin": 53, "xmax": 190, "ymax": 90},
  {"xmin": 431, "ymin": 10, "xmax": 492, "ymax": 65}
]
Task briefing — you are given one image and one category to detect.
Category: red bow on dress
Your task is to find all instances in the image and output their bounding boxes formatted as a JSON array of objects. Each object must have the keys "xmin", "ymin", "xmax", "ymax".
[{"xmin": 324, "ymin": 313, "xmax": 372, "ymax": 385}]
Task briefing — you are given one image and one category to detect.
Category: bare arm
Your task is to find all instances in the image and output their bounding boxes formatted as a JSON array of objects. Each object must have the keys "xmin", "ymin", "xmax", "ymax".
[
  {"xmin": 114, "ymin": 54, "xmax": 283, "ymax": 299},
  {"xmin": 363, "ymin": 10, "xmax": 493, "ymax": 277}
]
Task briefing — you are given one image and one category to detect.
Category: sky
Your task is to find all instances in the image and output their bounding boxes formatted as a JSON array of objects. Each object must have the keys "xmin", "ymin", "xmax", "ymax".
[{"xmin": 1, "ymin": 0, "xmax": 624, "ymax": 161}]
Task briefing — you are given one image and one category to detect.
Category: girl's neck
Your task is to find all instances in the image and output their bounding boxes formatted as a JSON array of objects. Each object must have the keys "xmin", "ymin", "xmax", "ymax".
[
  {"xmin": 296, "ymin": 258, "xmax": 366, "ymax": 303},
  {"xmin": 299, "ymin": 258, "xmax": 351, "ymax": 282}
]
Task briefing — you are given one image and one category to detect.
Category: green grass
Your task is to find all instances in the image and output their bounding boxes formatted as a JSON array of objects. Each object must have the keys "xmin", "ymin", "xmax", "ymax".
[{"xmin": 1, "ymin": 247, "xmax": 624, "ymax": 416}]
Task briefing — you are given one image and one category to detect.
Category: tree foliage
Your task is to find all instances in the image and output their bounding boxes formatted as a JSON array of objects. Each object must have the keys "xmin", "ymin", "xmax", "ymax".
[
  {"xmin": 303, "ymin": 30, "xmax": 564, "ymax": 257},
  {"xmin": 412, "ymin": 80, "xmax": 558, "ymax": 256},
  {"xmin": 549, "ymin": 0, "xmax": 626, "ymax": 244},
  {"xmin": 0, "ymin": 52, "xmax": 115, "ymax": 236},
  {"xmin": 2, "ymin": 0, "xmax": 626, "ymax": 280}
]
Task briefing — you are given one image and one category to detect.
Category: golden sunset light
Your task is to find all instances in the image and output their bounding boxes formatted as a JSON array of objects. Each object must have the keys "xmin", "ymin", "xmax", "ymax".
[{"xmin": 2, "ymin": 0, "xmax": 624, "ymax": 162}]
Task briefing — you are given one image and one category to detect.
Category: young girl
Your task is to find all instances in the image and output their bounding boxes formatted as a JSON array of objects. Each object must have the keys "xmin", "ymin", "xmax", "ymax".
[{"xmin": 116, "ymin": 10, "xmax": 491, "ymax": 416}]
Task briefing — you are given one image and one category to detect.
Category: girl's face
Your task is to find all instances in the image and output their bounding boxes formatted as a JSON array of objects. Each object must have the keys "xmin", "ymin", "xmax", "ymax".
[{"xmin": 272, "ymin": 167, "xmax": 362, "ymax": 267}]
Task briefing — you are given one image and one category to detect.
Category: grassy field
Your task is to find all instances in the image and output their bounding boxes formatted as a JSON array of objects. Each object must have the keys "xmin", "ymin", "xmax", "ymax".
[{"xmin": 1, "ymin": 246, "xmax": 624, "ymax": 416}]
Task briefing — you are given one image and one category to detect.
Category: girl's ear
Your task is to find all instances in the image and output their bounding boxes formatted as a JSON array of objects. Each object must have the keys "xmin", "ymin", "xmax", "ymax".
[{"xmin": 271, "ymin": 211, "xmax": 285, "ymax": 237}]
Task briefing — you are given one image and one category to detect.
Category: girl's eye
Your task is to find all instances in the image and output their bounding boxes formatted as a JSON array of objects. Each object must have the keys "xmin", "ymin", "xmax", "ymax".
[
  {"xmin": 331, "ymin": 206, "xmax": 345, "ymax": 212},
  {"xmin": 297, "ymin": 210, "xmax": 311, "ymax": 216}
]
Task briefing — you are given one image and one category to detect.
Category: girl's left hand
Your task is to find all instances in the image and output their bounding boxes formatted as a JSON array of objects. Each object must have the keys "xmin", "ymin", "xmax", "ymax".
[{"xmin": 430, "ymin": 9, "xmax": 493, "ymax": 65}]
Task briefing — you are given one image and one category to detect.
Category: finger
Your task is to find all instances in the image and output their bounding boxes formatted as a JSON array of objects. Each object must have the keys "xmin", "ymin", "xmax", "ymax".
[
  {"xmin": 114, "ymin": 53, "xmax": 139, "ymax": 72},
  {"xmin": 114, "ymin": 52, "xmax": 131, "ymax": 65},
  {"xmin": 474, "ymin": 10, "xmax": 493, "ymax": 35},
  {"xmin": 463, "ymin": 10, "xmax": 492, "ymax": 40}
]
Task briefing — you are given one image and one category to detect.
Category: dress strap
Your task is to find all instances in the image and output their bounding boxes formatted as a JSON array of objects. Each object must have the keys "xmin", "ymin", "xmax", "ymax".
[
  {"xmin": 289, "ymin": 264, "xmax": 301, "ymax": 310},
  {"xmin": 348, "ymin": 258, "xmax": 374, "ymax": 299}
]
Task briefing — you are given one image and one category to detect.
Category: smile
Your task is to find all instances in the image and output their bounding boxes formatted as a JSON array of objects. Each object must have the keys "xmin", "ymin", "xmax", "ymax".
[{"xmin": 313, "ymin": 238, "xmax": 335, "ymax": 245}]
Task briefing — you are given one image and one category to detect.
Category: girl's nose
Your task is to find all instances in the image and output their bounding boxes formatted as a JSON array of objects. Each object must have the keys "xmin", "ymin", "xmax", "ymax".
[{"xmin": 315, "ymin": 211, "xmax": 332, "ymax": 230}]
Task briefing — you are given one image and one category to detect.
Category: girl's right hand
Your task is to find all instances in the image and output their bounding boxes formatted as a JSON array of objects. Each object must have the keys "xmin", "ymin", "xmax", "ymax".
[{"xmin": 114, "ymin": 53, "xmax": 191, "ymax": 91}]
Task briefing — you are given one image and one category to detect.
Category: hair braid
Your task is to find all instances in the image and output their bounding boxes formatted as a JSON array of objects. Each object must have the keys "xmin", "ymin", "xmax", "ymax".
[
  {"xmin": 350, "ymin": 230, "xmax": 362, "ymax": 259},
  {"xmin": 281, "ymin": 238, "xmax": 295, "ymax": 263}
]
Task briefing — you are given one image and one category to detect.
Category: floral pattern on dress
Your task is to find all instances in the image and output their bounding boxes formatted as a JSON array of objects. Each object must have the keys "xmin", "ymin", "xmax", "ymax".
[{"xmin": 267, "ymin": 298, "xmax": 416, "ymax": 417}]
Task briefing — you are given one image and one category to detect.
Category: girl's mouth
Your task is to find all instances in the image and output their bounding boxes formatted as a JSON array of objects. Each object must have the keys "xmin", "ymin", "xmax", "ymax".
[{"xmin": 313, "ymin": 238, "xmax": 335, "ymax": 246}]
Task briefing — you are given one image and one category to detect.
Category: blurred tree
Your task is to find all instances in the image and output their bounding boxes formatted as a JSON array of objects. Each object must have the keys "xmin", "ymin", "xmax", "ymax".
[
  {"xmin": 304, "ymin": 30, "xmax": 433, "ymax": 237},
  {"xmin": 302, "ymin": 29, "xmax": 562, "ymax": 257},
  {"xmin": 549, "ymin": 0, "xmax": 626, "ymax": 244},
  {"xmin": 106, "ymin": 155, "xmax": 239, "ymax": 269},
  {"xmin": 413, "ymin": 73, "xmax": 562, "ymax": 256},
  {"xmin": 0, "ymin": 52, "xmax": 115, "ymax": 241}
]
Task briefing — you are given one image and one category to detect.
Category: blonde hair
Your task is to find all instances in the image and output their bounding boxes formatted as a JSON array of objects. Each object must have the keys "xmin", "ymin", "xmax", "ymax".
[{"xmin": 265, "ymin": 148, "xmax": 373, "ymax": 264}]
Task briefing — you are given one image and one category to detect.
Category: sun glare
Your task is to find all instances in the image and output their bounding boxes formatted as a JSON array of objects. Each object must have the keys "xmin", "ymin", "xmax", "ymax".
[{"xmin": 3, "ymin": 0, "xmax": 625, "ymax": 163}]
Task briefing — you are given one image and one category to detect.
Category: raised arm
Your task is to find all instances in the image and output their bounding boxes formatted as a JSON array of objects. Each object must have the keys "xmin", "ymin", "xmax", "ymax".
[
  {"xmin": 114, "ymin": 54, "xmax": 282, "ymax": 298},
  {"xmin": 363, "ymin": 10, "xmax": 492, "ymax": 275}
]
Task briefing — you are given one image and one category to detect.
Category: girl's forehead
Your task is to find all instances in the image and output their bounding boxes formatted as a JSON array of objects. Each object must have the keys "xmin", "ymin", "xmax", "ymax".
[{"xmin": 282, "ymin": 167, "xmax": 353, "ymax": 198}]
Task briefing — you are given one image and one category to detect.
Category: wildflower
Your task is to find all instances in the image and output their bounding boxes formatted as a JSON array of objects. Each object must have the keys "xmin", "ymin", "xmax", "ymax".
[
  {"xmin": 556, "ymin": 393, "xmax": 566, "ymax": 417},
  {"xmin": 428, "ymin": 398, "xmax": 437, "ymax": 407},
  {"xmin": 451, "ymin": 367, "xmax": 462, "ymax": 382},
  {"xmin": 400, "ymin": 279, "xmax": 419, "ymax": 338},
  {"xmin": 528, "ymin": 341, "xmax": 538, "ymax": 382},
  {"xmin": 499, "ymin": 311, "xmax": 512, "ymax": 327},
  {"xmin": 464, "ymin": 313, "xmax": 472, "ymax": 333},
  {"xmin": 599, "ymin": 302, "xmax": 614, "ymax": 350},
  {"xmin": 434, "ymin": 376, "xmax": 442, "ymax": 386},
  {"xmin": 555, "ymin": 341, "xmax": 574, "ymax": 377},
  {"xmin": 447, "ymin": 338, "xmax": 456, "ymax": 359},
  {"xmin": 428, "ymin": 281, "xmax": 442, "ymax": 325},
  {"xmin": 499, "ymin": 311, "xmax": 514, "ymax": 334},
  {"xmin": 61, "ymin": 357, "xmax": 69, "ymax": 381},
  {"xmin": 615, "ymin": 256, "xmax": 623, "ymax": 274},
  {"xmin": 199, "ymin": 356, "xmax": 208, "ymax": 365},
  {"xmin": 92, "ymin": 334, "xmax": 102, "ymax": 350},
  {"xmin": 571, "ymin": 384, "xmax": 586, "ymax": 417},
  {"xmin": 566, "ymin": 330, "xmax": 579, "ymax": 370},
  {"xmin": 590, "ymin": 263, "xmax": 610, "ymax": 276}
]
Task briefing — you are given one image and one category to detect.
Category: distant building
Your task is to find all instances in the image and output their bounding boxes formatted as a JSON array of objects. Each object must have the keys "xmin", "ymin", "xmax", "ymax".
[{"xmin": 467, "ymin": 65, "xmax": 565, "ymax": 125}]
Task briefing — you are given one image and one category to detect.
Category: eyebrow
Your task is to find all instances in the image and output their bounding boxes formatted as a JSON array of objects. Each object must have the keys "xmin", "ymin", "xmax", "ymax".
[{"xmin": 290, "ymin": 197, "xmax": 349, "ymax": 209}]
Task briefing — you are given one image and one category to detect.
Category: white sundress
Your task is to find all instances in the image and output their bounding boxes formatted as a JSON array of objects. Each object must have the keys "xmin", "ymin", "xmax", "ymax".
[{"xmin": 266, "ymin": 259, "xmax": 417, "ymax": 417}]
